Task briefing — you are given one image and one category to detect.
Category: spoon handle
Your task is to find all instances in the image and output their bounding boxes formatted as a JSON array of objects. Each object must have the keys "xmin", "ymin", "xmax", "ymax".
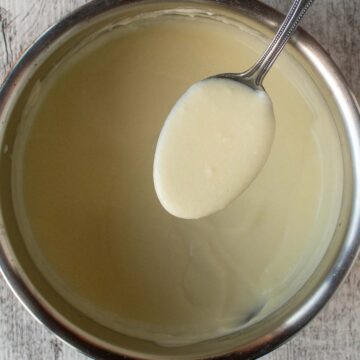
[{"xmin": 244, "ymin": 0, "xmax": 315, "ymax": 87}]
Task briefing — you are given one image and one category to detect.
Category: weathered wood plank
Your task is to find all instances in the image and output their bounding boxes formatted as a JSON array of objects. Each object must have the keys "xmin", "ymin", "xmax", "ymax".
[{"xmin": 0, "ymin": 1, "xmax": 359, "ymax": 359}]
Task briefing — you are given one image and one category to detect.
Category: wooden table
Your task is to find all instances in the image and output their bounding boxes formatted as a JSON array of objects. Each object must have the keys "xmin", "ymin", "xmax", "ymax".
[{"xmin": 0, "ymin": 1, "xmax": 359, "ymax": 359}]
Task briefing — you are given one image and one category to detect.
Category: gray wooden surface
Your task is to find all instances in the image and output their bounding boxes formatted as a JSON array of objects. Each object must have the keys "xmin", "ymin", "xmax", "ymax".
[{"xmin": 0, "ymin": 0, "xmax": 359, "ymax": 359}]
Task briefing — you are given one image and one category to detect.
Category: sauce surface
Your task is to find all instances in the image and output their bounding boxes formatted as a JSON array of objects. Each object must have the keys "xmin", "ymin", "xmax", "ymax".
[
  {"xmin": 12, "ymin": 13, "xmax": 343, "ymax": 346},
  {"xmin": 154, "ymin": 78, "xmax": 275, "ymax": 219}
]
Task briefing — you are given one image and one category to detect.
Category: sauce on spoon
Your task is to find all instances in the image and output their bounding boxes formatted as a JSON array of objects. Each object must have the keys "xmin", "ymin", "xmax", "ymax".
[{"xmin": 153, "ymin": 78, "xmax": 275, "ymax": 219}]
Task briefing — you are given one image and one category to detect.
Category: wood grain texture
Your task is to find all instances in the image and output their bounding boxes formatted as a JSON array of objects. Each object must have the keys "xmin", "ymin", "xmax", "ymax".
[{"xmin": 0, "ymin": 0, "xmax": 359, "ymax": 359}]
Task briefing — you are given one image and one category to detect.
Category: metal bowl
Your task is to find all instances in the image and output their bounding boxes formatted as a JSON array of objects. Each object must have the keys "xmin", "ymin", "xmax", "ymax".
[{"xmin": 0, "ymin": 1, "xmax": 359, "ymax": 359}]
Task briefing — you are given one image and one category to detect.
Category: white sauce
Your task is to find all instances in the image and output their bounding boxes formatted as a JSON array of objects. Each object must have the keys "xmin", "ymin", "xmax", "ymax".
[
  {"xmin": 11, "ymin": 13, "xmax": 343, "ymax": 346},
  {"xmin": 154, "ymin": 78, "xmax": 275, "ymax": 219}
]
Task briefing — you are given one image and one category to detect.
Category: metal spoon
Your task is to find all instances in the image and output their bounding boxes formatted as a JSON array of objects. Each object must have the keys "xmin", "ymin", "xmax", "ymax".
[
  {"xmin": 213, "ymin": 0, "xmax": 314, "ymax": 89},
  {"xmin": 154, "ymin": 0, "xmax": 315, "ymax": 219}
]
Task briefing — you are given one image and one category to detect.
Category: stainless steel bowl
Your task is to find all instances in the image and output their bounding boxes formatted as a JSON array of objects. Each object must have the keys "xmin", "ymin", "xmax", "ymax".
[{"xmin": 0, "ymin": 1, "xmax": 359, "ymax": 359}]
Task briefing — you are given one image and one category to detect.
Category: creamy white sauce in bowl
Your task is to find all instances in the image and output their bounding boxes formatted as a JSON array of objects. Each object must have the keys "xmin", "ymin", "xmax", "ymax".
[{"xmin": 10, "ymin": 11, "xmax": 343, "ymax": 348}]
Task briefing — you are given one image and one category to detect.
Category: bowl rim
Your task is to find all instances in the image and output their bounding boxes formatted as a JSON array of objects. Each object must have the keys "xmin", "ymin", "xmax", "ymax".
[{"xmin": 0, "ymin": 1, "xmax": 360, "ymax": 359}]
